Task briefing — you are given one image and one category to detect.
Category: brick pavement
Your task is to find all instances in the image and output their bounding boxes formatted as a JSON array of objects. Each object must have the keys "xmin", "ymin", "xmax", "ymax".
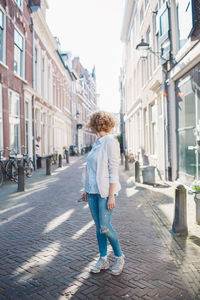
[{"xmin": 0, "ymin": 157, "xmax": 200, "ymax": 300}]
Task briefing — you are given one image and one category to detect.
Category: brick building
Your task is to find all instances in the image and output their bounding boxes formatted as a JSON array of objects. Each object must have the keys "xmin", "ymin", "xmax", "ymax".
[
  {"xmin": 0, "ymin": 0, "xmax": 33, "ymax": 157},
  {"xmin": 31, "ymin": 1, "xmax": 73, "ymax": 159}
]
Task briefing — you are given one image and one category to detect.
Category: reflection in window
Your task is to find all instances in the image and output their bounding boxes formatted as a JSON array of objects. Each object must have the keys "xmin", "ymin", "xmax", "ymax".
[
  {"xmin": 177, "ymin": 0, "xmax": 193, "ymax": 49},
  {"xmin": 14, "ymin": 29, "xmax": 24, "ymax": 77},
  {"xmin": 9, "ymin": 91, "xmax": 20, "ymax": 152},
  {"xmin": 0, "ymin": 10, "xmax": 4, "ymax": 62}
]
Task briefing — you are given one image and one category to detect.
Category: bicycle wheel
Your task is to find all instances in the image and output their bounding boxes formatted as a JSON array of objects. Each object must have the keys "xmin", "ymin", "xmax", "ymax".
[
  {"xmin": 0, "ymin": 164, "xmax": 3, "ymax": 186},
  {"xmin": 6, "ymin": 161, "xmax": 18, "ymax": 182},
  {"xmin": 25, "ymin": 160, "xmax": 34, "ymax": 178}
]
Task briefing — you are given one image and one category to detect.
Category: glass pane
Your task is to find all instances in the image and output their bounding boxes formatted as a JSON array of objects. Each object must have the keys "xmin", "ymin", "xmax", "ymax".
[
  {"xmin": 25, "ymin": 102, "xmax": 28, "ymax": 118},
  {"xmin": 14, "ymin": 30, "xmax": 23, "ymax": 50},
  {"xmin": 14, "ymin": 46, "xmax": 22, "ymax": 77},
  {"xmin": 185, "ymin": 93, "xmax": 196, "ymax": 127},
  {"xmin": 15, "ymin": 94, "xmax": 20, "ymax": 116},
  {"xmin": 26, "ymin": 121, "xmax": 28, "ymax": 154},
  {"xmin": 0, "ymin": 10, "xmax": 3, "ymax": 28},
  {"xmin": 178, "ymin": 128, "xmax": 195, "ymax": 176},
  {"xmin": 160, "ymin": 8, "xmax": 169, "ymax": 36},
  {"xmin": 0, "ymin": 28, "xmax": 3, "ymax": 61}
]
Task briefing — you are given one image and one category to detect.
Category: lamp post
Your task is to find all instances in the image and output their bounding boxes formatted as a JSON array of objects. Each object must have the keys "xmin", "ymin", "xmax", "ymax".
[{"xmin": 136, "ymin": 38, "xmax": 168, "ymax": 180}]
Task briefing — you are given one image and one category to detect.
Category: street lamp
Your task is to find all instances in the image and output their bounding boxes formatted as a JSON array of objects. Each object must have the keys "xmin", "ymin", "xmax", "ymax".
[
  {"xmin": 136, "ymin": 38, "xmax": 150, "ymax": 59},
  {"xmin": 136, "ymin": 38, "xmax": 168, "ymax": 180}
]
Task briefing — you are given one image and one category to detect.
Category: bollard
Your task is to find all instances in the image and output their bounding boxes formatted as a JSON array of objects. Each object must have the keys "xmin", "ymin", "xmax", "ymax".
[
  {"xmin": 18, "ymin": 165, "xmax": 25, "ymax": 192},
  {"xmin": 58, "ymin": 154, "xmax": 62, "ymax": 168},
  {"xmin": 46, "ymin": 158, "xmax": 52, "ymax": 175},
  {"xmin": 125, "ymin": 154, "xmax": 129, "ymax": 171},
  {"xmin": 121, "ymin": 153, "xmax": 124, "ymax": 165},
  {"xmin": 172, "ymin": 185, "xmax": 188, "ymax": 236},
  {"xmin": 66, "ymin": 152, "xmax": 69, "ymax": 164},
  {"xmin": 135, "ymin": 161, "xmax": 140, "ymax": 183}
]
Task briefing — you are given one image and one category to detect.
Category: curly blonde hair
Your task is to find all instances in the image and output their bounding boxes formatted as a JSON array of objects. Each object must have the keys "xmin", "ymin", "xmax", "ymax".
[{"xmin": 87, "ymin": 111, "xmax": 116, "ymax": 133}]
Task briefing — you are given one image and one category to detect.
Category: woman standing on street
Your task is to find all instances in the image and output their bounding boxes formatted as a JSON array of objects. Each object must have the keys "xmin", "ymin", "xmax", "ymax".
[{"xmin": 82, "ymin": 111, "xmax": 125, "ymax": 275}]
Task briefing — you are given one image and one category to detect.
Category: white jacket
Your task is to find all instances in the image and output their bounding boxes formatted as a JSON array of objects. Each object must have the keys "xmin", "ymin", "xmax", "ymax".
[{"xmin": 86, "ymin": 134, "xmax": 121, "ymax": 198}]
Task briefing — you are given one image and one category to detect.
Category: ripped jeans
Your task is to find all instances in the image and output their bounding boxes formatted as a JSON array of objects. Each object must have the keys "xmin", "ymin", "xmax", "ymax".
[{"xmin": 87, "ymin": 193, "xmax": 123, "ymax": 257}]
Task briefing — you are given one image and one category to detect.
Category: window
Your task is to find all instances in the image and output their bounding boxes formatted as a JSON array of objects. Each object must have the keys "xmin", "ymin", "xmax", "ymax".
[
  {"xmin": 177, "ymin": 0, "xmax": 193, "ymax": 49},
  {"xmin": 160, "ymin": 8, "xmax": 169, "ymax": 37},
  {"xmin": 144, "ymin": 108, "xmax": 148, "ymax": 152},
  {"xmin": 15, "ymin": 0, "xmax": 23, "ymax": 10},
  {"xmin": 140, "ymin": 6, "xmax": 144, "ymax": 24},
  {"xmin": 0, "ymin": 85, "xmax": 3, "ymax": 150},
  {"xmin": 41, "ymin": 57, "xmax": 45, "ymax": 97},
  {"xmin": 53, "ymin": 76, "xmax": 56, "ymax": 106},
  {"xmin": 146, "ymin": 28, "xmax": 152, "ymax": 78},
  {"xmin": 25, "ymin": 102, "xmax": 29, "ymax": 154},
  {"xmin": 9, "ymin": 90, "xmax": 20, "ymax": 153},
  {"xmin": 150, "ymin": 103, "xmax": 157, "ymax": 155},
  {"xmin": 34, "ymin": 48, "xmax": 38, "ymax": 90},
  {"xmin": 14, "ymin": 29, "xmax": 24, "ymax": 77},
  {"xmin": 0, "ymin": 10, "xmax": 4, "ymax": 62}
]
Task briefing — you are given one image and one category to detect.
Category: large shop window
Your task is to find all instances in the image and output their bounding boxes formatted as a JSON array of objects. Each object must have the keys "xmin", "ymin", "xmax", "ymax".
[
  {"xmin": 15, "ymin": 0, "xmax": 23, "ymax": 10},
  {"xmin": 176, "ymin": 0, "xmax": 193, "ymax": 49},
  {"xmin": 9, "ymin": 91, "xmax": 20, "ymax": 153},
  {"xmin": 0, "ymin": 85, "xmax": 3, "ymax": 150},
  {"xmin": 0, "ymin": 10, "xmax": 4, "ymax": 63},
  {"xmin": 14, "ymin": 29, "xmax": 24, "ymax": 78},
  {"xmin": 176, "ymin": 63, "xmax": 200, "ymax": 183}
]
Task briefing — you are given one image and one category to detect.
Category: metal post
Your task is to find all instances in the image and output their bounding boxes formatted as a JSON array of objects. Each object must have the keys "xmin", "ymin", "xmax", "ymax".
[
  {"xmin": 18, "ymin": 166, "xmax": 25, "ymax": 192},
  {"xmin": 125, "ymin": 153, "xmax": 129, "ymax": 171},
  {"xmin": 46, "ymin": 157, "xmax": 52, "ymax": 175},
  {"xmin": 66, "ymin": 151, "xmax": 69, "ymax": 164},
  {"xmin": 121, "ymin": 153, "xmax": 124, "ymax": 165},
  {"xmin": 135, "ymin": 161, "xmax": 140, "ymax": 183},
  {"xmin": 58, "ymin": 154, "xmax": 62, "ymax": 168},
  {"xmin": 172, "ymin": 185, "xmax": 188, "ymax": 236}
]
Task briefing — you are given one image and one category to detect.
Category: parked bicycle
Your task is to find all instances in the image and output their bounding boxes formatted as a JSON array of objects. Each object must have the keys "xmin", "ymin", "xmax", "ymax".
[
  {"xmin": 22, "ymin": 151, "xmax": 34, "ymax": 178},
  {"xmin": 0, "ymin": 150, "xmax": 7, "ymax": 186},
  {"xmin": 0, "ymin": 147, "xmax": 35, "ymax": 186}
]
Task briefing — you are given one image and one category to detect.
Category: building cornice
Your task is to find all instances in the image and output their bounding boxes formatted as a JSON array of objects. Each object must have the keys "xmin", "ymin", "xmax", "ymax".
[{"xmin": 121, "ymin": 0, "xmax": 136, "ymax": 43}]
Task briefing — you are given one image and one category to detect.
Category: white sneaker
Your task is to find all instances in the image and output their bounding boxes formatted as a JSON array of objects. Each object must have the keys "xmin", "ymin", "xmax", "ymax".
[
  {"xmin": 90, "ymin": 257, "xmax": 110, "ymax": 273},
  {"xmin": 110, "ymin": 255, "xmax": 125, "ymax": 275}
]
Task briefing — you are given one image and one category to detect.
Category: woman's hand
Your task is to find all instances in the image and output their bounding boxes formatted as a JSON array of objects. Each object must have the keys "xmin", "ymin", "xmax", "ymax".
[
  {"xmin": 107, "ymin": 195, "xmax": 115, "ymax": 210},
  {"xmin": 81, "ymin": 192, "xmax": 88, "ymax": 202}
]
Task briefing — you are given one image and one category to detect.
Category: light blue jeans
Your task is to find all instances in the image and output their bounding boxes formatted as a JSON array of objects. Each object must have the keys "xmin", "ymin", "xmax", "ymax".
[{"xmin": 87, "ymin": 193, "xmax": 123, "ymax": 257}]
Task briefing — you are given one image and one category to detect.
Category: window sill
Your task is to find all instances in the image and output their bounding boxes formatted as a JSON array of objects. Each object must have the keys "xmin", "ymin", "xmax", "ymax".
[
  {"xmin": 14, "ymin": 73, "xmax": 27, "ymax": 83},
  {"xmin": 0, "ymin": 61, "xmax": 8, "ymax": 70}
]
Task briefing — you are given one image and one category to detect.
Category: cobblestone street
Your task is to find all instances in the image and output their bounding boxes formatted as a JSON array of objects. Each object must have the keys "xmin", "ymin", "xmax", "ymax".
[{"xmin": 0, "ymin": 157, "xmax": 200, "ymax": 300}]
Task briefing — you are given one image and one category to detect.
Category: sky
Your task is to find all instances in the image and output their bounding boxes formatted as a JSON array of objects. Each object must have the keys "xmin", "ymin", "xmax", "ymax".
[{"xmin": 46, "ymin": 0, "xmax": 124, "ymax": 113}]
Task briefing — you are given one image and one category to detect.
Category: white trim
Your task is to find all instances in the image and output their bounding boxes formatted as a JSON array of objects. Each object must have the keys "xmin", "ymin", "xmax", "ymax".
[
  {"xmin": 170, "ymin": 42, "xmax": 200, "ymax": 81},
  {"xmin": 0, "ymin": 61, "xmax": 8, "ymax": 70}
]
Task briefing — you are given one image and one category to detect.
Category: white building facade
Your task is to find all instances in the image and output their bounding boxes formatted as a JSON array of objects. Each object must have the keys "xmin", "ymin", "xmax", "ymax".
[{"xmin": 121, "ymin": 0, "xmax": 200, "ymax": 184}]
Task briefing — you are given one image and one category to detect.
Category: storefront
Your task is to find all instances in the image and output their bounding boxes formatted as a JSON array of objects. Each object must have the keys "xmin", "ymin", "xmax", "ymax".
[{"xmin": 176, "ymin": 62, "xmax": 200, "ymax": 184}]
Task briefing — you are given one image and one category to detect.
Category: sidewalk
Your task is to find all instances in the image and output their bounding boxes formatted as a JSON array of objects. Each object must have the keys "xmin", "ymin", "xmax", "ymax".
[{"xmin": 0, "ymin": 157, "xmax": 199, "ymax": 299}]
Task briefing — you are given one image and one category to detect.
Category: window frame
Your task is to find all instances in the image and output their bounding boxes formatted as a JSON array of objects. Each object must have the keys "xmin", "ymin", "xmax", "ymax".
[
  {"xmin": 14, "ymin": 28, "xmax": 25, "ymax": 78},
  {"xmin": 8, "ymin": 90, "xmax": 21, "ymax": 153},
  {"xmin": 15, "ymin": 0, "xmax": 23, "ymax": 10}
]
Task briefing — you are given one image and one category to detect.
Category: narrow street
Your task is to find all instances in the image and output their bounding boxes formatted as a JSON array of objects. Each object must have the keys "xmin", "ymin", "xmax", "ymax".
[{"xmin": 0, "ymin": 158, "xmax": 200, "ymax": 300}]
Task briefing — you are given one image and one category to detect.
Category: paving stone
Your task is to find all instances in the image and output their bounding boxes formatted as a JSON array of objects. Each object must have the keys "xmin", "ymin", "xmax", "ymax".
[{"xmin": 0, "ymin": 156, "xmax": 200, "ymax": 299}]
